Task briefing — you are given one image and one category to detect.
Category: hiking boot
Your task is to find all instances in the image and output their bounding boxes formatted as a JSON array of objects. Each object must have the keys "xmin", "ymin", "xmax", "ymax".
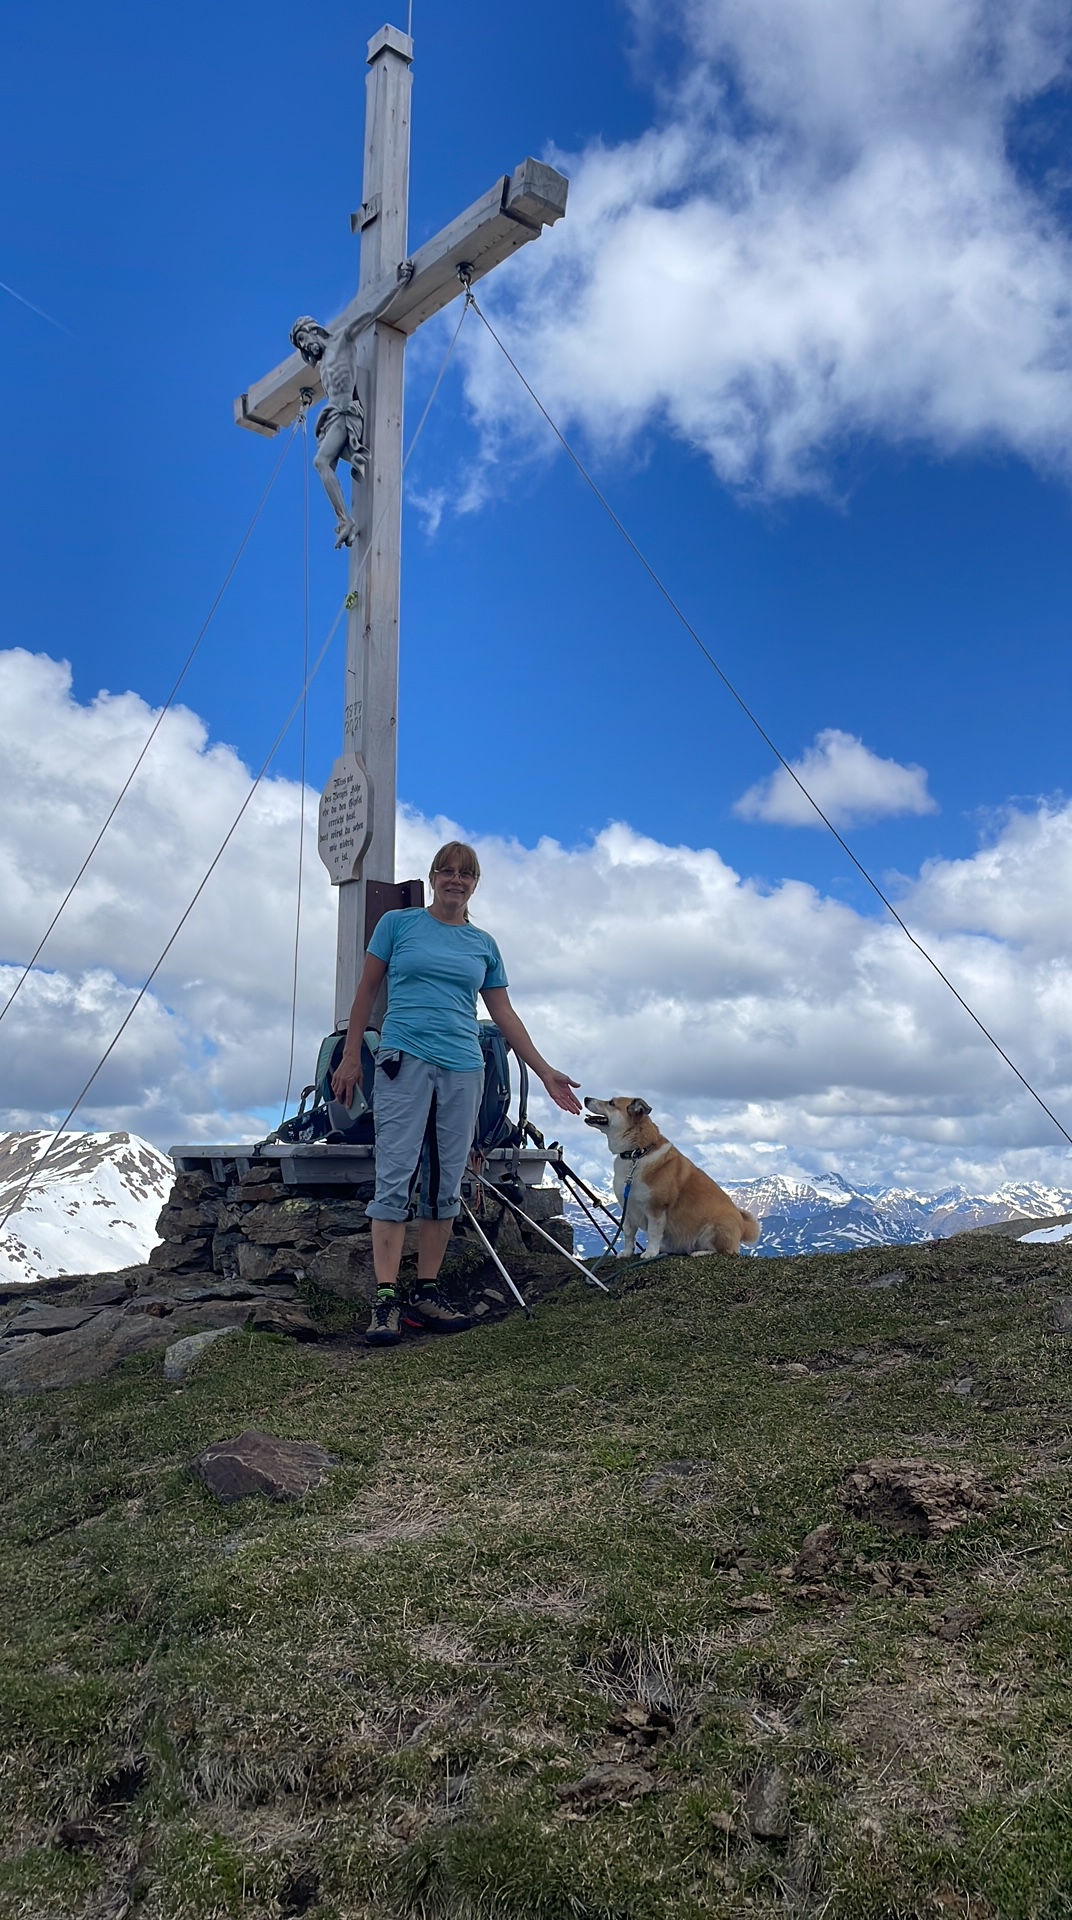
[
  {"xmin": 407, "ymin": 1284, "xmax": 472, "ymax": 1335},
  {"xmin": 365, "ymin": 1295, "xmax": 402, "ymax": 1345}
]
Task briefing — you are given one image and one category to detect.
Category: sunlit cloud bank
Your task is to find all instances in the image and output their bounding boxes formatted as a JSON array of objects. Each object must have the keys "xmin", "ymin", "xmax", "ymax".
[
  {"xmin": 456, "ymin": 0, "xmax": 1072, "ymax": 495},
  {"xmin": 1, "ymin": 647, "xmax": 1070, "ymax": 1191},
  {"xmin": 0, "ymin": 649, "xmax": 335, "ymax": 1145}
]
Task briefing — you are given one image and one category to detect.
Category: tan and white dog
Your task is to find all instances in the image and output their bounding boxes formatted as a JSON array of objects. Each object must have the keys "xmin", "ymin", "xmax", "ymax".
[{"xmin": 584, "ymin": 1096, "xmax": 761, "ymax": 1258}]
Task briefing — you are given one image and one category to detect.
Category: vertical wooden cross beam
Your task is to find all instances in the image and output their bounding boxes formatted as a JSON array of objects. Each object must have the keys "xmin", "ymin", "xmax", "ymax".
[
  {"xmin": 336, "ymin": 24, "xmax": 411, "ymax": 1029},
  {"xmin": 235, "ymin": 23, "xmax": 567, "ymax": 1039}
]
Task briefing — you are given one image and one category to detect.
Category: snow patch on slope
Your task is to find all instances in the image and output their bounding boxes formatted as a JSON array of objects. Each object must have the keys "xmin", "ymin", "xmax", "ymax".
[
  {"xmin": 1019, "ymin": 1221, "xmax": 1072, "ymax": 1245},
  {"xmin": 0, "ymin": 1131, "xmax": 172, "ymax": 1285}
]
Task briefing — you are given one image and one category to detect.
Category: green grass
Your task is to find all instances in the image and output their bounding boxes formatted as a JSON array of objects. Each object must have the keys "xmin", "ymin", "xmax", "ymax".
[{"xmin": 2, "ymin": 1235, "xmax": 1072, "ymax": 1916}]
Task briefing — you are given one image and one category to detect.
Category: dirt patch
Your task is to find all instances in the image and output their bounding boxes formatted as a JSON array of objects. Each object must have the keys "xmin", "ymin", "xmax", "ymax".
[
  {"xmin": 790, "ymin": 1522, "xmax": 840, "ymax": 1580},
  {"xmin": 332, "ymin": 1513, "xmax": 445, "ymax": 1554},
  {"xmin": 839, "ymin": 1644, "xmax": 1021, "ymax": 1828},
  {"xmin": 556, "ymin": 1701, "xmax": 675, "ymax": 1813},
  {"xmin": 771, "ymin": 1342, "xmax": 937, "ymax": 1379},
  {"xmin": 841, "ymin": 1458, "xmax": 995, "ymax": 1537},
  {"xmin": 555, "ymin": 1759, "xmax": 656, "ymax": 1811},
  {"xmin": 842, "ymin": 1687, "xmax": 922, "ymax": 1774},
  {"xmin": 926, "ymin": 1603, "xmax": 986, "ymax": 1642},
  {"xmin": 508, "ymin": 1581, "xmax": 598, "ymax": 1623},
  {"xmin": 852, "ymin": 1556, "xmax": 934, "ymax": 1596},
  {"xmin": 406, "ymin": 1624, "xmax": 475, "ymax": 1668},
  {"xmin": 640, "ymin": 1458, "xmax": 715, "ymax": 1497},
  {"xmin": 375, "ymin": 1688, "xmax": 489, "ymax": 1750}
]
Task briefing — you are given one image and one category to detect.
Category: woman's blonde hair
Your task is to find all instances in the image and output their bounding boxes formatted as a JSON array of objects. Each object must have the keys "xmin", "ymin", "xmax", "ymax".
[{"xmin": 429, "ymin": 841, "xmax": 480, "ymax": 920}]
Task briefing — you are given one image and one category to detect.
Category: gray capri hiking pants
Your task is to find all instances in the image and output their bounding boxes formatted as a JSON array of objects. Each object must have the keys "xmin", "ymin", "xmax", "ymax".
[{"xmin": 366, "ymin": 1051, "xmax": 484, "ymax": 1222}]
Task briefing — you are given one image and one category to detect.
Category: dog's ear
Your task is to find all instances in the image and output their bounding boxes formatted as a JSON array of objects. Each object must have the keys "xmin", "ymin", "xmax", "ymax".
[{"xmin": 627, "ymin": 1098, "xmax": 652, "ymax": 1118}]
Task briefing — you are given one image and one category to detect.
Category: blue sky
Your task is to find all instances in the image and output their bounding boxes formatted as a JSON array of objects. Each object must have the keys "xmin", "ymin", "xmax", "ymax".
[{"xmin": 2, "ymin": 0, "xmax": 1072, "ymax": 1189}]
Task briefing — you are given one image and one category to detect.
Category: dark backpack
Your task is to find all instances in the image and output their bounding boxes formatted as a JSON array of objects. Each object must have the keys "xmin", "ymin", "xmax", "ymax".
[
  {"xmin": 276, "ymin": 1024, "xmax": 524, "ymax": 1153},
  {"xmin": 476, "ymin": 1021, "xmax": 527, "ymax": 1151},
  {"xmin": 273, "ymin": 1031, "xmax": 377, "ymax": 1145}
]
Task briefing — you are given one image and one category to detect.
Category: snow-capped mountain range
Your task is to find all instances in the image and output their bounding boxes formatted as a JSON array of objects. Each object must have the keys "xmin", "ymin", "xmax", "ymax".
[
  {"xmin": 567, "ymin": 1170, "xmax": 1072, "ymax": 1259},
  {"xmin": 0, "ymin": 1131, "xmax": 175, "ymax": 1286},
  {"xmin": 728, "ymin": 1172, "xmax": 1072, "ymax": 1256},
  {"xmin": 1, "ymin": 1132, "xmax": 1071, "ymax": 1286}
]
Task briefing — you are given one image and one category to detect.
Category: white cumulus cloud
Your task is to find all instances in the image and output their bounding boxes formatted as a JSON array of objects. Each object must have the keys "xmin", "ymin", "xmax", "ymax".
[
  {"xmin": 0, "ymin": 648, "xmax": 336, "ymax": 1144},
  {"xmin": 1, "ymin": 649, "xmax": 1071, "ymax": 1198},
  {"xmin": 456, "ymin": 0, "xmax": 1072, "ymax": 494},
  {"xmin": 734, "ymin": 728, "xmax": 938, "ymax": 827}
]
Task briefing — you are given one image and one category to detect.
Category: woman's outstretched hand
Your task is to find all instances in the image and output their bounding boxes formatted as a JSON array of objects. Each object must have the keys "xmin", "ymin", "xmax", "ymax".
[{"xmin": 541, "ymin": 1069, "xmax": 582, "ymax": 1116}]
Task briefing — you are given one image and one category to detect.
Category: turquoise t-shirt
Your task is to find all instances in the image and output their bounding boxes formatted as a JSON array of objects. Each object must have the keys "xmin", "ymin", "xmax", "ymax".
[{"xmin": 368, "ymin": 909, "xmax": 509, "ymax": 1071}]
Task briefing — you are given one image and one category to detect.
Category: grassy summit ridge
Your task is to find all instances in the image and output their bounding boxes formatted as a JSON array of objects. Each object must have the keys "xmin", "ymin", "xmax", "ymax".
[{"xmin": 2, "ymin": 1236, "xmax": 1071, "ymax": 1919}]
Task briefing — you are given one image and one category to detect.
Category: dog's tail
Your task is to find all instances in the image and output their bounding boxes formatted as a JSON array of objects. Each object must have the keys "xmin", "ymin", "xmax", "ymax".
[{"xmin": 738, "ymin": 1209, "xmax": 761, "ymax": 1245}]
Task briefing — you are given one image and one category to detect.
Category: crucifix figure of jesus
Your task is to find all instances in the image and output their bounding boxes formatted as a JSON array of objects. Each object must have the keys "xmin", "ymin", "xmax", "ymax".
[
  {"xmin": 290, "ymin": 315, "xmax": 369, "ymax": 548},
  {"xmin": 235, "ymin": 22, "xmax": 567, "ymax": 1033}
]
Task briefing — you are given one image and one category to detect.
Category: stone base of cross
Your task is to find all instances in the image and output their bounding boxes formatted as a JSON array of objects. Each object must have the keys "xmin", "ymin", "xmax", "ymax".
[{"xmin": 236, "ymin": 23, "xmax": 567, "ymax": 1031}]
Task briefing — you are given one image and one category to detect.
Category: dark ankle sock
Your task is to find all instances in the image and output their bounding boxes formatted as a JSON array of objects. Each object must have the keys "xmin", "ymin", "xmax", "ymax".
[
  {"xmin": 377, "ymin": 1285, "xmax": 397, "ymax": 1301},
  {"xmin": 415, "ymin": 1278, "xmax": 438, "ymax": 1292}
]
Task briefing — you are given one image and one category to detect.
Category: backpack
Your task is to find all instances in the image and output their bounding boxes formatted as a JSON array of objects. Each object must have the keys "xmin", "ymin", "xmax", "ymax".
[
  {"xmin": 275, "ymin": 1024, "xmax": 525, "ymax": 1152},
  {"xmin": 273, "ymin": 1031, "xmax": 378, "ymax": 1145},
  {"xmin": 476, "ymin": 1021, "xmax": 527, "ymax": 1151}
]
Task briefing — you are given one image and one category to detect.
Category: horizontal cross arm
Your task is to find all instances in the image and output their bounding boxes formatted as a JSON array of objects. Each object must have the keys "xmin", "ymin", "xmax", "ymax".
[
  {"xmin": 385, "ymin": 157, "xmax": 568, "ymax": 335},
  {"xmin": 234, "ymin": 158, "xmax": 568, "ymax": 437}
]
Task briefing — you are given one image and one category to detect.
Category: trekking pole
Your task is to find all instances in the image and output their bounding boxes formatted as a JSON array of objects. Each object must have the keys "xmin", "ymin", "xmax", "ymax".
[
  {"xmin": 549, "ymin": 1152, "xmax": 619, "ymax": 1225},
  {"xmin": 549, "ymin": 1159, "xmax": 618, "ymax": 1253},
  {"xmin": 474, "ymin": 1173, "xmax": 612, "ymax": 1293},
  {"xmin": 459, "ymin": 1197, "xmax": 531, "ymax": 1318}
]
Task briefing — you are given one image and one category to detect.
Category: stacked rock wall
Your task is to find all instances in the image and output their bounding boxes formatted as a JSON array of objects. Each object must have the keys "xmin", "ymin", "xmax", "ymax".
[
  {"xmin": 0, "ymin": 1165, "xmax": 578, "ymax": 1395},
  {"xmin": 152, "ymin": 1162, "xmax": 571, "ymax": 1301}
]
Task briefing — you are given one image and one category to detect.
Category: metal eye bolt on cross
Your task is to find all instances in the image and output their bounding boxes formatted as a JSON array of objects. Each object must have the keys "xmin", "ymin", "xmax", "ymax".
[{"xmin": 169, "ymin": 22, "xmax": 602, "ymax": 1293}]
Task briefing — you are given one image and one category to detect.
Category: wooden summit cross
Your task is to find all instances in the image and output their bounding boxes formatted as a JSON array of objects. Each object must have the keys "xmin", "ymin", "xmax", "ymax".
[{"xmin": 235, "ymin": 22, "xmax": 568, "ymax": 1032}]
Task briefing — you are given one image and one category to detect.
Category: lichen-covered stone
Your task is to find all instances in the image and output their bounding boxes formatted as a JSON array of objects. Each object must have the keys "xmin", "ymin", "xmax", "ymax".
[
  {"xmin": 211, "ymin": 1229, "xmax": 243, "ymax": 1275},
  {"xmin": 230, "ymin": 1180, "xmax": 289, "ymax": 1206},
  {"xmin": 316, "ymin": 1200, "xmax": 372, "ymax": 1236},
  {"xmin": 524, "ymin": 1188, "xmax": 568, "ymax": 1224},
  {"xmin": 246, "ymin": 1300, "xmax": 320, "ymax": 1339},
  {"xmin": 212, "ymin": 1204, "xmax": 246, "ymax": 1234},
  {"xmin": 6, "ymin": 1304, "xmax": 101, "ymax": 1336},
  {"xmin": 234, "ymin": 1241, "xmax": 275, "ymax": 1282},
  {"xmin": 232, "ymin": 1164, "xmax": 277, "ymax": 1188},
  {"xmin": 241, "ymin": 1200, "xmax": 321, "ymax": 1246},
  {"xmin": 189, "ymin": 1430, "xmax": 339, "ymax": 1504}
]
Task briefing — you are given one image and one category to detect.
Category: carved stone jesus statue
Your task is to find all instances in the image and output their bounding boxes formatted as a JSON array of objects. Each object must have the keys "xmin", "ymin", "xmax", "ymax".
[{"xmin": 290, "ymin": 316, "xmax": 371, "ymax": 548}]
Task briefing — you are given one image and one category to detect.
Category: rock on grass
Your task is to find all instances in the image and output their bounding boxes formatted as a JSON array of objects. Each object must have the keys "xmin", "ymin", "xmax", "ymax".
[
  {"xmin": 189, "ymin": 1430, "xmax": 340, "ymax": 1504},
  {"xmin": 555, "ymin": 1762, "xmax": 657, "ymax": 1810},
  {"xmin": 163, "ymin": 1326, "xmax": 242, "ymax": 1382}
]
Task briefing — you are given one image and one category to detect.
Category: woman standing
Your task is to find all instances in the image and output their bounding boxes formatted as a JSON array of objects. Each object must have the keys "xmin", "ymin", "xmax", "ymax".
[{"xmin": 331, "ymin": 840, "xmax": 581, "ymax": 1345}]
